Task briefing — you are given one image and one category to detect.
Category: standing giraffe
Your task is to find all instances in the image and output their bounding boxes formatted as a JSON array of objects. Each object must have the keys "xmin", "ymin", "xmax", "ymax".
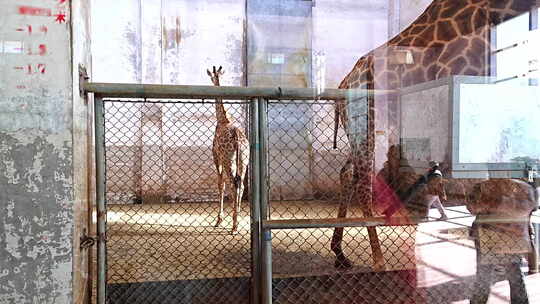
[
  {"xmin": 207, "ymin": 66, "xmax": 249, "ymax": 234},
  {"xmin": 331, "ymin": 0, "xmax": 535, "ymax": 268}
]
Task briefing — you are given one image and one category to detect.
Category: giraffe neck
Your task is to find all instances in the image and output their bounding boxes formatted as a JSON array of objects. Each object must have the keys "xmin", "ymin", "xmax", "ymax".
[
  {"xmin": 215, "ymin": 97, "xmax": 231, "ymax": 125},
  {"xmin": 340, "ymin": 0, "xmax": 535, "ymax": 90}
]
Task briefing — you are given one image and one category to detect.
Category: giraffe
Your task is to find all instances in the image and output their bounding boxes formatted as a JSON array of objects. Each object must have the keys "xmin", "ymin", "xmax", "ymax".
[
  {"xmin": 466, "ymin": 178, "xmax": 539, "ymax": 275},
  {"xmin": 331, "ymin": 0, "xmax": 536, "ymax": 268},
  {"xmin": 207, "ymin": 66, "xmax": 249, "ymax": 234}
]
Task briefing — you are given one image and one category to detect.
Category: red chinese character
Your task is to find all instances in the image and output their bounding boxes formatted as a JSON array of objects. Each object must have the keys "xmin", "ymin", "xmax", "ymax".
[
  {"xmin": 55, "ymin": 12, "xmax": 66, "ymax": 23},
  {"xmin": 39, "ymin": 44, "xmax": 47, "ymax": 56},
  {"xmin": 37, "ymin": 64, "xmax": 46, "ymax": 74},
  {"xmin": 40, "ymin": 25, "xmax": 48, "ymax": 34}
]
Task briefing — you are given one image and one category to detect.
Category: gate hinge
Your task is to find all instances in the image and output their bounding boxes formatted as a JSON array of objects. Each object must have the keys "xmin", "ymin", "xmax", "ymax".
[
  {"xmin": 80, "ymin": 229, "xmax": 107, "ymax": 249},
  {"xmin": 79, "ymin": 64, "xmax": 89, "ymax": 100}
]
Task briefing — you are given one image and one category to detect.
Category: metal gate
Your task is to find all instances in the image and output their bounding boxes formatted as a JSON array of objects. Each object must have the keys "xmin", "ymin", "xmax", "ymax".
[{"xmin": 89, "ymin": 83, "xmax": 420, "ymax": 304}]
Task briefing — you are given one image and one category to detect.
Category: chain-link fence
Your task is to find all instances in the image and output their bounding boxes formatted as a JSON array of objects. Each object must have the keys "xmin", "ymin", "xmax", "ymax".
[
  {"xmin": 266, "ymin": 100, "xmax": 351, "ymax": 219},
  {"xmin": 97, "ymin": 94, "xmax": 423, "ymax": 304},
  {"xmin": 102, "ymin": 98, "xmax": 252, "ymax": 304},
  {"xmin": 269, "ymin": 225, "xmax": 419, "ymax": 304},
  {"xmin": 263, "ymin": 98, "xmax": 421, "ymax": 304},
  {"xmin": 92, "ymin": 84, "xmax": 539, "ymax": 304}
]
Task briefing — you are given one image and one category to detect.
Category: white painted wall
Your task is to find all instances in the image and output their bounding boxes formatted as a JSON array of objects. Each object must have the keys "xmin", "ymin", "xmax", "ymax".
[{"xmin": 399, "ymin": 0, "xmax": 433, "ymax": 32}]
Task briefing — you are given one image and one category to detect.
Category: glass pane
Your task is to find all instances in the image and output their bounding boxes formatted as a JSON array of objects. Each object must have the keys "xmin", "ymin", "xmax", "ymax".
[
  {"xmin": 459, "ymin": 83, "xmax": 540, "ymax": 163},
  {"xmin": 90, "ymin": 2, "xmax": 540, "ymax": 304},
  {"xmin": 496, "ymin": 12, "xmax": 529, "ymax": 50}
]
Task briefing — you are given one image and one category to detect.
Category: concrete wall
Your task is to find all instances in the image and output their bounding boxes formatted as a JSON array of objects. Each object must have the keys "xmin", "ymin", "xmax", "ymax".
[
  {"xmin": 313, "ymin": 0, "xmax": 389, "ymax": 88},
  {"xmin": 71, "ymin": 0, "xmax": 93, "ymax": 302},
  {"xmin": 91, "ymin": 0, "xmax": 390, "ymax": 202},
  {"xmin": 91, "ymin": 0, "xmax": 246, "ymax": 85},
  {"xmin": 0, "ymin": 0, "xmax": 92, "ymax": 303}
]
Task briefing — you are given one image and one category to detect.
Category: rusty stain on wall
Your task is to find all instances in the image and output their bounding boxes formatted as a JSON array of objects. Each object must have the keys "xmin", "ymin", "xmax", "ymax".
[{"xmin": 176, "ymin": 16, "xmax": 181, "ymax": 45}]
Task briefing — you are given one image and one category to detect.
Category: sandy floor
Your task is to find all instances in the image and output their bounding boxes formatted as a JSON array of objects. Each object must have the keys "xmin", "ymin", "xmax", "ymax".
[{"xmin": 105, "ymin": 201, "xmax": 417, "ymax": 283}]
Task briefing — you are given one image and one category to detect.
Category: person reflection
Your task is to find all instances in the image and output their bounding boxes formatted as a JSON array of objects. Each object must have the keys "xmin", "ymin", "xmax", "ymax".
[
  {"xmin": 375, "ymin": 144, "xmax": 449, "ymax": 222},
  {"xmin": 468, "ymin": 179, "xmax": 537, "ymax": 304}
]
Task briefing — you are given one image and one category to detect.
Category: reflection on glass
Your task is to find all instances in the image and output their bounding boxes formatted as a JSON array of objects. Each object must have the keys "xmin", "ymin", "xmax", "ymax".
[{"xmin": 459, "ymin": 82, "xmax": 540, "ymax": 163}]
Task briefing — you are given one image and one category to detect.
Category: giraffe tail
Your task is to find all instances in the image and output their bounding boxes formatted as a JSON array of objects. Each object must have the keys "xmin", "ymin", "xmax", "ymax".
[
  {"xmin": 233, "ymin": 128, "xmax": 243, "ymax": 189},
  {"xmin": 333, "ymin": 101, "xmax": 340, "ymax": 149}
]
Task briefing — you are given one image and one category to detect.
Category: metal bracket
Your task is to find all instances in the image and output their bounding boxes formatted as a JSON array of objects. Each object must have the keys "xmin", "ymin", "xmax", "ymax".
[
  {"xmin": 79, "ymin": 64, "xmax": 89, "ymax": 100},
  {"xmin": 80, "ymin": 228, "xmax": 95, "ymax": 249}
]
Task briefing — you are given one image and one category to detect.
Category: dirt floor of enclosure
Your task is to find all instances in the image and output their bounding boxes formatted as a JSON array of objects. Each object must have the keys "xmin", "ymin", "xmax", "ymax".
[
  {"xmin": 105, "ymin": 201, "xmax": 417, "ymax": 283},
  {"xmin": 95, "ymin": 201, "xmax": 540, "ymax": 304}
]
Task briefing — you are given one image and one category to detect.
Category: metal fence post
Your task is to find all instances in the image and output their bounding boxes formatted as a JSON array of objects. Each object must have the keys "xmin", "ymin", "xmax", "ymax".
[
  {"xmin": 258, "ymin": 97, "xmax": 272, "ymax": 304},
  {"xmin": 250, "ymin": 98, "xmax": 261, "ymax": 304},
  {"xmin": 94, "ymin": 96, "xmax": 107, "ymax": 304}
]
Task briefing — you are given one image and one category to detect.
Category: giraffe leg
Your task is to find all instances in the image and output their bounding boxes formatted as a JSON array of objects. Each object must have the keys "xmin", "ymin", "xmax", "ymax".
[
  {"xmin": 231, "ymin": 142, "xmax": 248, "ymax": 234},
  {"xmin": 225, "ymin": 167, "xmax": 240, "ymax": 234},
  {"xmin": 362, "ymin": 202, "xmax": 386, "ymax": 272},
  {"xmin": 331, "ymin": 200, "xmax": 352, "ymax": 269},
  {"xmin": 356, "ymin": 165, "xmax": 385, "ymax": 272},
  {"xmin": 331, "ymin": 160, "xmax": 353, "ymax": 269},
  {"xmin": 215, "ymin": 166, "xmax": 225, "ymax": 228},
  {"xmin": 231, "ymin": 174, "xmax": 245, "ymax": 235},
  {"xmin": 230, "ymin": 191, "xmax": 238, "ymax": 233}
]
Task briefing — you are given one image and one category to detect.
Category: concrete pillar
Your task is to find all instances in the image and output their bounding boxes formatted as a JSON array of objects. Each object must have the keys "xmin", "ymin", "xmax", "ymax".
[{"xmin": 0, "ymin": 1, "xmax": 92, "ymax": 303}]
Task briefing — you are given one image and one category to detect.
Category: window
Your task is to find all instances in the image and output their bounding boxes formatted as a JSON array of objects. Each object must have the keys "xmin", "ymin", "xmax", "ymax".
[{"xmin": 492, "ymin": 8, "xmax": 539, "ymax": 84}]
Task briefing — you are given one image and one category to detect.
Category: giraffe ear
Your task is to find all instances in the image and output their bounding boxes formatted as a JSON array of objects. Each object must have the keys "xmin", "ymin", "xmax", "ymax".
[
  {"xmin": 218, "ymin": 66, "xmax": 224, "ymax": 75},
  {"xmin": 206, "ymin": 69, "xmax": 212, "ymax": 77}
]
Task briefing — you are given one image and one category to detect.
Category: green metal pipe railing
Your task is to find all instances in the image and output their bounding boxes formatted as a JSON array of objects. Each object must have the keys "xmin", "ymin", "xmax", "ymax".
[{"xmin": 83, "ymin": 81, "xmax": 393, "ymax": 100}]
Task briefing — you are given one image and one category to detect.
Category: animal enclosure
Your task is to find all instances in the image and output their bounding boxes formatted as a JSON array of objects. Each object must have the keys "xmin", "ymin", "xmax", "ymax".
[
  {"xmin": 104, "ymin": 99, "xmax": 349, "ymax": 206},
  {"xmin": 93, "ymin": 85, "xmax": 423, "ymax": 304}
]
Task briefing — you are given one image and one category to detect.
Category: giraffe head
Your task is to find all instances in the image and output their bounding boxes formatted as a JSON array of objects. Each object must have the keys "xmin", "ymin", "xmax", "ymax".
[{"xmin": 207, "ymin": 66, "xmax": 225, "ymax": 86}]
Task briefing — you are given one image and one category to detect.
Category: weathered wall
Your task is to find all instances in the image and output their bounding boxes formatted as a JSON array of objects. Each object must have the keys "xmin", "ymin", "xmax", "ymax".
[
  {"xmin": 91, "ymin": 0, "xmax": 246, "ymax": 85},
  {"xmin": 313, "ymin": 0, "xmax": 389, "ymax": 88},
  {"xmin": 71, "ymin": 0, "xmax": 93, "ymax": 302},
  {"xmin": 0, "ymin": 0, "xmax": 90, "ymax": 302},
  {"xmin": 90, "ymin": 0, "xmax": 392, "ymax": 201}
]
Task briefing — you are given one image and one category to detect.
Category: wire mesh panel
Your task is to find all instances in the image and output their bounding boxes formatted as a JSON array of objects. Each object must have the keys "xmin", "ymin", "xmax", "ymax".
[
  {"xmin": 103, "ymin": 99, "xmax": 252, "ymax": 304},
  {"xmin": 92, "ymin": 91, "xmax": 536, "ymax": 304},
  {"xmin": 266, "ymin": 100, "xmax": 353, "ymax": 220},
  {"xmin": 263, "ymin": 98, "xmax": 423, "ymax": 304},
  {"xmin": 270, "ymin": 226, "xmax": 419, "ymax": 304},
  {"xmin": 260, "ymin": 95, "xmax": 539, "ymax": 304}
]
